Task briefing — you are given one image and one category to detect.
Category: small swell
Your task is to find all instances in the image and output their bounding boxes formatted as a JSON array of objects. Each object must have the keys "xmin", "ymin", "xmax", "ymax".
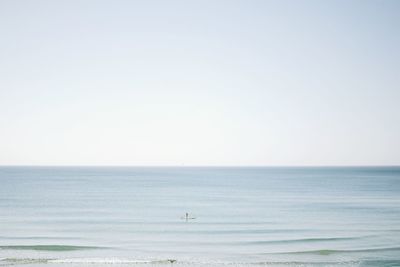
[
  {"xmin": 0, "ymin": 245, "xmax": 104, "ymax": 251},
  {"xmin": 272, "ymin": 246, "xmax": 400, "ymax": 255},
  {"xmin": 244, "ymin": 236, "xmax": 360, "ymax": 245}
]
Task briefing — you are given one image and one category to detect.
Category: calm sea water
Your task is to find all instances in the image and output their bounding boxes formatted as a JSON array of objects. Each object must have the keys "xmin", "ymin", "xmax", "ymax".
[{"xmin": 0, "ymin": 167, "xmax": 400, "ymax": 267}]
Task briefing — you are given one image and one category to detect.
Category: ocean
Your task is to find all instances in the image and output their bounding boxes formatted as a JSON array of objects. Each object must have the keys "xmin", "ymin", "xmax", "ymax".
[{"xmin": 0, "ymin": 167, "xmax": 399, "ymax": 267}]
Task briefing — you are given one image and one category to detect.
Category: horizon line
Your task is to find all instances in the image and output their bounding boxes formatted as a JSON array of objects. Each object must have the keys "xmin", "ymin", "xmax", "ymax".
[{"xmin": 0, "ymin": 164, "xmax": 399, "ymax": 168}]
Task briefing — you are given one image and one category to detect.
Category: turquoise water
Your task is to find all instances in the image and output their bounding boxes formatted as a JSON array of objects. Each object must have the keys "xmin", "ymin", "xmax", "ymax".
[{"xmin": 0, "ymin": 167, "xmax": 399, "ymax": 267}]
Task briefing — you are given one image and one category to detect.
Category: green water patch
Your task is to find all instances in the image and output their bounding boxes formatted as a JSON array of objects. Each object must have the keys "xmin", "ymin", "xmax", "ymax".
[
  {"xmin": 273, "ymin": 246, "xmax": 400, "ymax": 255},
  {"xmin": 245, "ymin": 236, "xmax": 361, "ymax": 245},
  {"xmin": 0, "ymin": 245, "xmax": 103, "ymax": 251}
]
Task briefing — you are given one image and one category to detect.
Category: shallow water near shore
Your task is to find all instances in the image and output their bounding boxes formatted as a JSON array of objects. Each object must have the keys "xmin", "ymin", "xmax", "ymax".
[{"xmin": 1, "ymin": 166, "xmax": 400, "ymax": 267}]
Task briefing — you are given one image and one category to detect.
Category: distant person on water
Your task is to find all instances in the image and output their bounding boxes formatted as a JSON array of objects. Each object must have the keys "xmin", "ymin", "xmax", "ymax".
[{"xmin": 183, "ymin": 212, "xmax": 195, "ymax": 221}]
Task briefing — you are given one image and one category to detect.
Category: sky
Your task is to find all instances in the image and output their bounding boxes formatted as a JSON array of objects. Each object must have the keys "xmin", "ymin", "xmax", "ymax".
[{"xmin": 0, "ymin": 0, "xmax": 399, "ymax": 166}]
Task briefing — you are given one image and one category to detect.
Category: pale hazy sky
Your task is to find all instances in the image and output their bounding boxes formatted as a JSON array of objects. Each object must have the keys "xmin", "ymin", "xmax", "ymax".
[{"xmin": 0, "ymin": 0, "xmax": 399, "ymax": 166}]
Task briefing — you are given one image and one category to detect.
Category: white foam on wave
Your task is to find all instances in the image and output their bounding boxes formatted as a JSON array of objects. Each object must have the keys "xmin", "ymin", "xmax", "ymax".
[
  {"xmin": 0, "ymin": 257, "xmax": 367, "ymax": 267},
  {"xmin": 49, "ymin": 258, "xmax": 171, "ymax": 264}
]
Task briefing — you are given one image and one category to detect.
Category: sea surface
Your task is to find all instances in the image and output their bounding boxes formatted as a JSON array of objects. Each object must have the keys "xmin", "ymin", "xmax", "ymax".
[{"xmin": 0, "ymin": 167, "xmax": 400, "ymax": 267}]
